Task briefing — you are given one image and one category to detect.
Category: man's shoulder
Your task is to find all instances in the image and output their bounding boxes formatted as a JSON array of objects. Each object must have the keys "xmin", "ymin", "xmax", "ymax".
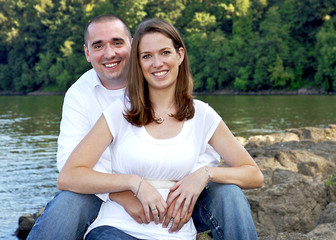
[{"xmin": 66, "ymin": 68, "xmax": 96, "ymax": 95}]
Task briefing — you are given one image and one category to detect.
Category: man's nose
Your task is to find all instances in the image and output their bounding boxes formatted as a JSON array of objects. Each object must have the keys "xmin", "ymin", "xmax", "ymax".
[{"xmin": 105, "ymin": 45, "xmax": 116, "ymax": 58}]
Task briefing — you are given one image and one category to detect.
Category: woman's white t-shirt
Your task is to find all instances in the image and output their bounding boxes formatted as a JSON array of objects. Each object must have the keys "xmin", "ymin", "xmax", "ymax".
[{"xmin": 85, "ymin": 99, "xmax": 221, "ymax": 240}]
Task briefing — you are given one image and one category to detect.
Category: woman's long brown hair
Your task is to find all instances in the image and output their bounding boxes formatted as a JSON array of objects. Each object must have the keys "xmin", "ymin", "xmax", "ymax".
[{"xmin": 124, "ymin": 19, "xmax": 195, "ymax": 126}]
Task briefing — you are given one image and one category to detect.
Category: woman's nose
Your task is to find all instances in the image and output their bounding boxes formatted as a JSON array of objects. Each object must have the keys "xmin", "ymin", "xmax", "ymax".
[{"xmin": 152, "ymin": 56, "xmax": 163, "ymax": 68}]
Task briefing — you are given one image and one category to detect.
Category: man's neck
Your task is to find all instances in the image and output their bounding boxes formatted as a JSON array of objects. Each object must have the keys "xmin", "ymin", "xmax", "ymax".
[{"xmin": 101, "ymin": 78, "xmax": 126, "ymax": 90}]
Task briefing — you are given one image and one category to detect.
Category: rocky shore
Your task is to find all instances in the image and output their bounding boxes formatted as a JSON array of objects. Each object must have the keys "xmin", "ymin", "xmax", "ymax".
[
  {"xmin": 16, "ymin": 125, "xmax": 336, "ymax": 240},
  {"xmin": 240, "ymin": 124, "xmax": 336, "ymax": 240}
]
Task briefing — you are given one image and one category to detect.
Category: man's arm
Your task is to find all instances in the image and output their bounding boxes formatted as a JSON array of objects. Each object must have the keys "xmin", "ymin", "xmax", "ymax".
[
  {"xmin": 109, "ymin": 191, "xmax": 152, "ymax": 224},
  {"xmin": 57, "ymin": 92, "xmax": 91, "ymax": 171},
  {"xmin": 57, "ymin": 91, "xmax": 111, "ymax": 201}
]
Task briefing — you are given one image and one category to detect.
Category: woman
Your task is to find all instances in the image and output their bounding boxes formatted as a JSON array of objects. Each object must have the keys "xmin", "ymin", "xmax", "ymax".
[{"xmin": 58, "ymin": 19, "xmax": 264, "ymax": 240}]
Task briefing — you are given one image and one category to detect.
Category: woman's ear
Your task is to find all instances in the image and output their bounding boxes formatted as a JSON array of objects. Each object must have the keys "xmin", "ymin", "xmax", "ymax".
[{"xmin": 177, "ymin": 47, "xmax": 185, "ymax": 65}]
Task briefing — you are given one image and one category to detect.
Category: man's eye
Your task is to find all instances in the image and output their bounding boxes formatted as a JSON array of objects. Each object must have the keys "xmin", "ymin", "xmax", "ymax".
[{"xmin": 94, "ymin": 45, "xmax": 102, "ymax": 49}]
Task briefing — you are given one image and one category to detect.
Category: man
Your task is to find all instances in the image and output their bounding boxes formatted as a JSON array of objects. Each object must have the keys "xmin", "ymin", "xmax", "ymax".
[{"xmin": 27, "ymin": 14, "xmax": 258, "ymax": 240}]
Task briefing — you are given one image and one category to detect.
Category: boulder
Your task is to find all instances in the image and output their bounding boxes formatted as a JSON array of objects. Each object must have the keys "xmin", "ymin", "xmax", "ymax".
[
  {"xmin": 240, "ymin": 124, "xmax": 336, "ymax": 239},
  {"xmin": 15, "ymin": 208, "xmax": 44, "ymax": 239}
]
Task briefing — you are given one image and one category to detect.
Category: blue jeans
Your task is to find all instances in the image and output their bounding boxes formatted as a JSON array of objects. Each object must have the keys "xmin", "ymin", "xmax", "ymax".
[
  {"xmin": 86, "ymin": 226, "xmax": 142, "ymax": 240},
  {"xmin": 27, "ymin": 191, "xmax": 102, "ymax": 240},
  {"xmin": 192, "ymin": 183, "xmax": 258, "ymax": 240},
  {"xmin": 27, "ymin": 184, "xmax": 257, "ymax": 240}
]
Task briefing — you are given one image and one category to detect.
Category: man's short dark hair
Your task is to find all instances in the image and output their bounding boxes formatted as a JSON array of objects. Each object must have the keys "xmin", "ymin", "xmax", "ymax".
[{"xmin": 84, "ymin": 14, "xmax": 131, "ymax": 47}]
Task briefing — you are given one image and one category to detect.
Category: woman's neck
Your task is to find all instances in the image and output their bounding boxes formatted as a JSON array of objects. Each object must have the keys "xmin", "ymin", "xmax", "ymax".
[{"xmin": 150, "ymin": 88, "xmax": 175, "ymax": 110}]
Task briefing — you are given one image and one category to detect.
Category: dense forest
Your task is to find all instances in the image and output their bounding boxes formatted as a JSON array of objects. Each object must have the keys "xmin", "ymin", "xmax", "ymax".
[{"xmin": 0, "ymin": 0, "xmax": 335, "ymax": 93}]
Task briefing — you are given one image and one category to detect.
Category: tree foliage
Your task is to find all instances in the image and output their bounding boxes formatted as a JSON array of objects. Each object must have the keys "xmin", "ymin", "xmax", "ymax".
[{"xmin": 0, "ymin": 0, "xmax": 336, "ymax": 93}]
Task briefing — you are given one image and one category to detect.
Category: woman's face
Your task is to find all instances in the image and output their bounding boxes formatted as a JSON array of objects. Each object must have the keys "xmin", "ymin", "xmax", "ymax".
[{"xmin": 138, "ymin": 32, "xmax": 184, "ymax": 91}]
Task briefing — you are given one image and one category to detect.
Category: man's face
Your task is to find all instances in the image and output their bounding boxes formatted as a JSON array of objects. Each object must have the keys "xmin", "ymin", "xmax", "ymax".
[{"xmin": 84, "ymin": 20, "xmax": 131, "ymax": 89}]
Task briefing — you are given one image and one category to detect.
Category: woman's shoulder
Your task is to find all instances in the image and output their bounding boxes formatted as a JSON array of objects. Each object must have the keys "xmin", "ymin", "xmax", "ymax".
[
  {"xmin": 193, "ymin": 99, "xmax": 221, "ymax": 121},
  {"xmin": 193, "ymin": 99, "xmax": 210, "ymax": 110}
]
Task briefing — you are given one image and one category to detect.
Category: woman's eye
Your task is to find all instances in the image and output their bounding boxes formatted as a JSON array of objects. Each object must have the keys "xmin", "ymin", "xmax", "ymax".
[
  {"xmin": 142, "ymin": 54, "xmax": 151, "ymax": 59},
  {"xmin": 163, "ymin": 51, "xmax": 170, "ymax": 55}
]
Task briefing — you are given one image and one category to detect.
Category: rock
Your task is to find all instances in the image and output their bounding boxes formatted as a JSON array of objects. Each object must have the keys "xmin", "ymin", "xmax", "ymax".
[
  {"xmin": 240, "ymin": 125, "xmax": 336, "ymax": 239},
  {"xmin": 306, "ymin": 223, "xmax": 336, "ymax": 240},
  {"xmin": 245, "ymin": 169, "xmax": 329, "ymax": 236},
  {"xmin": 18, "ymin": 125, "xmax": 336, "ymax": 239},
  {"xmin": 316, "ymin": 202, "xmax": 336, "ymax": 225},
  {"xmin": 15, "ymin": 208, "xmax": 44, "ymax": 239}
]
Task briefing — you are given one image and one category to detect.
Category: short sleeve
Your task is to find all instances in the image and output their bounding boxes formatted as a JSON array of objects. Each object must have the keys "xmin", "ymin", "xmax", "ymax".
[
  {"xmin": 205, "ymin": 106, "xmax": 221, "ymax": 142},
  {"xmin": 102, "ymin": 99, "xmax": 124, "ymax": 138},
  {"xmin": 191, "ymin": 100, "xmax": 222, "ymax": 171},
  {"xmin": 195, "ymin": 100, "xmax": 222, "ymax": 143}
]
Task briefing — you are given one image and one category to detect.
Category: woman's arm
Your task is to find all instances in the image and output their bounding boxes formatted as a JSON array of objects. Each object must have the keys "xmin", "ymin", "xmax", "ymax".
[
  {"xmin": 167, "ymin": 120, "xmax": 264, "ymax": 219},
  {"xmin": 207, "ymin": 120, "xmax": 264, "ymax": 188},
  {"xmin": 57, "ymin": 115, "xmax": 167, "ymax": 223},
  {"xmin": 57, "ymin": 115, "xmax": 140, "ymax": 194}
]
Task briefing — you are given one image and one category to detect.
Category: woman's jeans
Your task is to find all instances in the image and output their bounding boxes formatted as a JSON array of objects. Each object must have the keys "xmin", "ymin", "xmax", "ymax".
[
  {"xmin": 27, "ymin": 184, "xmax": 258, "ymax": 240},
  {"xmin": 86, "ymin": 226, "xmax": 142, "ymax": 240}
]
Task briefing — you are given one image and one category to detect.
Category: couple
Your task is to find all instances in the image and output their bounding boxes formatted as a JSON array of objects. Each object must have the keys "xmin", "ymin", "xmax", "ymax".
[{"xmin": 28, "ymin": 15, "xmax": 263, "ymax": 240}]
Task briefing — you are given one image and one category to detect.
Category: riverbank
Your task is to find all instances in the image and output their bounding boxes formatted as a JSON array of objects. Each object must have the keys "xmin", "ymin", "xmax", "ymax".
[
  {"xmin": 15, "ymin": 125, "xmax": 336, "ymax": 240},
  {"xmin": 197, "ymin": 87, "xmax": 336, "ymax": 96},
  {"xmin": 1, "ymin": 87, "xmax": 335, "ymax": 96}
]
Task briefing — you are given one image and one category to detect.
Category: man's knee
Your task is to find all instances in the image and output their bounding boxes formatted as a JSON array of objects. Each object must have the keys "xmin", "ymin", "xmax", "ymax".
[
  {"xmin": 43, "ymin": 191, "xmax": 102, "ymax": 218},
  {"xmin": 53, "ymin": 191, "xmax": 99, "ymax": 207}
]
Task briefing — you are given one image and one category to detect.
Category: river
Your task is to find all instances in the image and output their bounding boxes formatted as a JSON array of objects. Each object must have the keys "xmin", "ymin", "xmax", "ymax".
[{"xmin": 0, "ymin": 95, "xmax": 335, "ymax": 239}]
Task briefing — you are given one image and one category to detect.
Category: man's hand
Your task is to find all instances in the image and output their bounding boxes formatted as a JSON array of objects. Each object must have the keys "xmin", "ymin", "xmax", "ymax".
[
  {"xmin": 163, "ymin": 193, "xmax": 193, "ymax": 233},
  {"xmin": 109, "ymin": 191, "xmax": 153, "ymax": 224}
]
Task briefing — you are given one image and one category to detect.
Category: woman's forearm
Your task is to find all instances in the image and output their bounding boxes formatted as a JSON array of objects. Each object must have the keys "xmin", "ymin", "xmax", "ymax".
[
  {"xmin": 207, "ymin": 165, "xmax": 264, "ymax": 189},
  {"xmin": 57, "ymin": 167, "xmax": 141, "ymax": 195}
]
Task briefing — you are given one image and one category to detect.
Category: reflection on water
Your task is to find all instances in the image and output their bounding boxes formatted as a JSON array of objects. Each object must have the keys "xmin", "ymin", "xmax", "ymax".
[{"xmin": 0, "ymin": 95, "xmax": 335, "ymax": 239}]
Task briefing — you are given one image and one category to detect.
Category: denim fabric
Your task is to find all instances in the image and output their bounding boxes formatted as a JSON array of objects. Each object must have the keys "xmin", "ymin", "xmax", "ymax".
[
  {"xmin": 27, "ymin": 184, "xmax": 257, "ymax": 240},
  {"xmin": 86, "ymin": 226, "xmax": 142, "ymax": 240},
  {"xmin": 27, "ymin": 191, "xmax": 102, "ymax": 240},
  {"xmin": 193, "ymin": 183, "xmax": 258, "ymax": 240}
]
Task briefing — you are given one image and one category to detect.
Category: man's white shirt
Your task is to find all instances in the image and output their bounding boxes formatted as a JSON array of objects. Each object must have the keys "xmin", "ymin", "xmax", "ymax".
[{"xmin": 57, "ymin": 68, "xmax": 125, "ymax": 201}]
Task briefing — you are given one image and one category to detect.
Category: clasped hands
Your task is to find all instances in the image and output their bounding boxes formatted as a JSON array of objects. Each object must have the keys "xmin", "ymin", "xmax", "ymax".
[{"xmin": 110, "ymin": 169, "xmax": 208, "ymax": 233}]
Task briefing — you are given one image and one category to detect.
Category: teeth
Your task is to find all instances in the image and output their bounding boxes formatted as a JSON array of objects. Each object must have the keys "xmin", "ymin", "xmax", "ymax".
[
  {"xmin": 154, "ymin": 71, "xmax": 167, "ymax": 76},
  {"xmin": 105, "ymin": 63, "xmax": 117, "ymax": 68}
]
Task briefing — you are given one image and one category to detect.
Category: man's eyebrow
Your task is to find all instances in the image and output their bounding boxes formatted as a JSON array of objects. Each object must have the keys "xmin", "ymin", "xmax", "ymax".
[
  {"xmin": 91, "ymin": 38, "xmax": 125, "ymax": 46},
  {"xmin": 91, "ymin": 40, "xmax": 103, "ymax": 46},
  {"xmin": 111, "ymin": 37, "xmax": 125, "ymax": 43}
]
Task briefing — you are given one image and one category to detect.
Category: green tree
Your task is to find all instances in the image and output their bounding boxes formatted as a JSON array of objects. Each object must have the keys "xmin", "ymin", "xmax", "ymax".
[
  {"xmin": 117, "ymin": 0, "xmax": 148, "ymax": 32},
  {"xmin": 252, "ymin": 6, "xmax": 293, "ymax": 89},
  {"xmin": 315, "ymin": 16, "xmax": 336, "ymax": 91},
  {"xmin": 145, "ymin": 0, "xmax": 185, "ymax": 25}
]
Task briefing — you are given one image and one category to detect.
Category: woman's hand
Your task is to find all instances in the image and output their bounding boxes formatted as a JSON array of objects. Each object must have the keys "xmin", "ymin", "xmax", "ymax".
[
  {"xmin": 135, "ymin": 178, "xmax": 167, "ymax": 224},
  {"xmin": 109, "ymin": 191, "xmax": 152, "ymax": 224},
  {"xmin": 163, "ymin": 194, "xmax": 193, "ymax": 233},
  {"xmin": 166, "ymin": 167, "xmax": 209, "ymax": 219}
]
